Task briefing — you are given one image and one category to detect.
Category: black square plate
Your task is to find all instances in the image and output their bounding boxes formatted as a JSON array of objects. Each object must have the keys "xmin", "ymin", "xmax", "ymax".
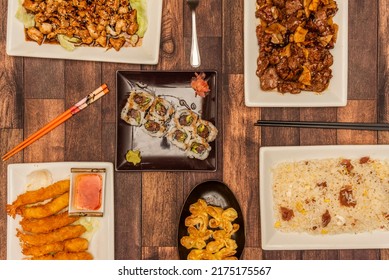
[{"xmin": 115, "ymin": 71, "xmax": 218, "ymax": 171}]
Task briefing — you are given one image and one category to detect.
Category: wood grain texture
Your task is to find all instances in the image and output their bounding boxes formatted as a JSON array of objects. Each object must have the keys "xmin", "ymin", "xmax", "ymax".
[
  {"xmin": 337, "ymin": 100, "xmax": 377, "ymax": 144},
  {"xmin": 114, "ymin": 172, "xmax": 142, "ymax": 260},
  {"xmin": 184, "ymin": 0, "xmax": 222, "ymax": 38},
  {"xmin": 338, "ymin": 250, "xmax": 380, "ymax": 260},
  {"xmin": 142, "ymin": 247, "xmax": 179, "ymax": 260},
  {"xmin": 223, "ymin": 74, "xmax": 261, "ymax": 248},
  {"xmin": 347, "ymin": 0, "xmax": 377, "ymax": 100},
  {"xmin": 299, "ymin": 108, "xmax": 337, "ymax": 145},
  {"xmin": 64, "ymin": 61, "xmax": 103, "ymax": 161},
  {"xmin": 1, "ymin": 0, "xmax": 389, "ymax": 262},
  {"xmin": 23, "ymin": 58, "xmax": 65, "ymax": 99},
  {"xmin": 142, "ymin": 173, "xmax": 182, "ymax": 247},
  {"xmin": 378, "ymin": 0, "xmax": 389, "ymax": 123},
  {"xmin": 24, "ymin": 99, "xmax": 65, "ymax": 162},
  {"xmin": 302, "ymin": 250, "xmax": 339, "ymax": 260},
  {"xmin": 261, "ymin": 108, "xmax": 301, "ymax": 146},
  {"xmin": 222, "ymin": 0, "xmax": 244, "ymax": 74},
  {"xmin": 0, "ymin": 0, "xmax": 23, "ymax": 129},
  {"xmin": 0, "ymin": 129, "xmax": 22, "ymax": 259}
]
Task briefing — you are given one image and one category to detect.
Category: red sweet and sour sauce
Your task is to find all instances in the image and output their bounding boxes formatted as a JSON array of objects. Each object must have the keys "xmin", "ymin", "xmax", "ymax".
[{"xmin": 74, "ymin": 173, "xmax": 102, "ymax": 210}]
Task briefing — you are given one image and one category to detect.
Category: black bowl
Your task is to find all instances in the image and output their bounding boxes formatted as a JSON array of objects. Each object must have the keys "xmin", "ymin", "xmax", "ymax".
[{"xmin": 177, "ymin": 180, "xmax": 245, "ymax": 260}]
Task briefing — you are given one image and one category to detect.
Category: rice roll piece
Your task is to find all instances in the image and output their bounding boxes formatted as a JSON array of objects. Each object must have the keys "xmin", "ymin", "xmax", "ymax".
[
  {"xmin": 127, "ymin": 91, "xmax": 155, "ymax": 111},
  {"xmin": 166, "ymin": 126, "xmax": 191, "ymax": 150},
  {"xmin": 142, "ymin": 115, "xmax": 167, "ymax": 138},
  {"xmin": 121, "ymin": 101, "xmax": 146, "ymax": 126},
  {"xmin": 194, "ymin": 119, "xmax": 218, "ymax": 142},
  {"xmin": 148, "ymin": 97, "xmax": 175, "ymax": 122},
  {"xmin": 186, "ymin": 136, "xmax": 211, "ymax": 160},
  {"xmin": 173, "ymin": 109, "xmax": 199, "ymax": 132}
]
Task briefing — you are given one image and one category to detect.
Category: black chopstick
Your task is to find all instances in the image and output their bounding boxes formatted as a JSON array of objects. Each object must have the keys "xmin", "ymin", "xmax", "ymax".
[{"xmin": 255, "ymin": 120, "xmax": 389, "ymax": 131}]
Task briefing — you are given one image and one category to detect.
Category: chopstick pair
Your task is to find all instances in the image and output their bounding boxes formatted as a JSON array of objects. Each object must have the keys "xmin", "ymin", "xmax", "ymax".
[
  {"xmin": 255, "ymin": 120, "xmax": 389, "ymax": 131},
  {"xmin": 2, "ymin": 84, "xmax": 109, "ymax": 162}
]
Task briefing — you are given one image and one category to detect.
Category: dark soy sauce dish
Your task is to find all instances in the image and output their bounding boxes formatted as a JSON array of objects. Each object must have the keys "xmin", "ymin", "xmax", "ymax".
[{"xmin": 178, "ymin": 180, "xmax": 245, "ymax": 260}]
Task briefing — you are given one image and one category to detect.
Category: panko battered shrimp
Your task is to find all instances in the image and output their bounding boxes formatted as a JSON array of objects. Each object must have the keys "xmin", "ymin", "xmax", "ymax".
[
  {"xmin": 18, "ymin": 192, "xmax": 69, "ymax": 219},
  {"xmin": 20, "ymin": 211, "xmax": 79, "ymax": 233},
  {"xmin": 17, "ymin": 225, "xmax": 86, "ymax": 246},
  {"xmin": 7, "ymin": 180, "xmax": 70, "ymax": 218},
  {"xmin": 22, "ymin": 238, "xmax": 89, "ymax": 257},
  {"xmin": 30, "ymin": 251, "xmax": 93, "ymax": 260}
]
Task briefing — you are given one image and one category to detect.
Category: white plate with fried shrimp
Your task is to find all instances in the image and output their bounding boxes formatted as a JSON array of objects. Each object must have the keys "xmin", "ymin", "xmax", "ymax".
[
  {"xmin": 6, "ymin": 0, "xmax": 163, "ymax": 64},
  {"xmin": 6, "ymin": 162, "xmax": 114, "ymax": 260}
]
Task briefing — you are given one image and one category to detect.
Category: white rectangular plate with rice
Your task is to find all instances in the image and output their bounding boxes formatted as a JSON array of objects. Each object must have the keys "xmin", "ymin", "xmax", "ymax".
[
  {"xmin": 7, "ymin": 162, "xmax": 115, "ymax": 260},
  {"xmin": 244, "ymin": 0, "xmax": 348, "ymax": 107},
  {"xmin": 260, "ymin": 145, "xmax": 389, "ymax": 250},
  {"xmin": 6, "ymin": 0, "xmax": 162, "ymax": 64}
]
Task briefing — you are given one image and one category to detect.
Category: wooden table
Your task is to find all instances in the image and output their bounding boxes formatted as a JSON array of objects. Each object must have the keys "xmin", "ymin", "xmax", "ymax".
[{"xmin": 0, "ymin": 0, "xmax": 388, "ymax": 260}]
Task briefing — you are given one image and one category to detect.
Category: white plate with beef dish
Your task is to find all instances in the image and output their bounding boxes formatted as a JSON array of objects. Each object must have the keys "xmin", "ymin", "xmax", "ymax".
[
  {"xmin": 260, "ymin": 145, "xmax": 389, "ymax": 250},
  {"xmin": 6, "ymin": 0, "xmax": 162, "ymax": 64},
  {"xmin": 244, "ymin": 0, "xmax": 348, "ymax": 107}
]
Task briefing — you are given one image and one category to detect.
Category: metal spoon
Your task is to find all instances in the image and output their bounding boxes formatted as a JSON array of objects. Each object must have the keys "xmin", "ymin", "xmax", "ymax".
[{"xmin": 187, "ymin": 0, "xmax": 201, "ymax": 68}]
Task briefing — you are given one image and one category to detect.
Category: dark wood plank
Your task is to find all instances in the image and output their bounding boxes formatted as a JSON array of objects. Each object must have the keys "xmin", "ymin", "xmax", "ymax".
[
  {"xmin": 223, "ymin": 74, "xmax": 261, "ymax": 248},
  {"xmin": 377, "ymin": 0, "xmax": 389, "ymax": 123},
  {"xmin": 302, "ymin": 250, "xmax": 339, "ymax": 260},
  {"xmin": 222, "ymin": 0, "xmax": 244, "ymax": 74},
  {"xmin": 142, "ymin": 173, "xmax": 182, "ymax": 247},
  {"xmin": 0, "ymin": 0, "xmax": 23, "ymax": 129},
  {"xmin": 261, "ymin": 108, "xmax": 300, "ymax": 146},
  {"xmin": 145, "ymin": 0, "xmax": 185, "ymax": 70},
  {"xmin": 348, "ymin": 0, "xmax": 377, "ymax": 100},
  {"xmin": 337, "ymin": 100, "xmax": 377, "ymax": 144},
  {"xmin": 24, "ymin": 99, "xmax": 65, "ymax": 162},
  {"xmin": 23, "ymin": 58, "xmax": 65, "ymax": 99},
  {"xmin": 339, "ymin": 250, "xmax": 380, "ymax": 260},
  {"xmin": 381, "ymin": 250, "xmax": 389, "ymax": 260},
  {"xmin": 64, "ymin": 61, "xmax": 102, "ymax": 161},
  {"xmin": 242, "ymin": 247, "xmax": 263, "ymax": 260},
  {"xmin": 0, "ymin": 129, "xmax": 23, "ymax": 260},
  {"xmin": 263, "ymin": 250, "xmax": 302, "ymax": 260},
  {"xmin": 114, "ymin": 172, "xmax": 142, "ymax": 260},
  {"xmin": 142, "ymin": 247, "xmax": 179, "ymax": 260},
  {"xmin": 184, "ymin": 0, "xmax": 222, "ymax": 38},
  {"xmin": 299, "ymin": 108, "xmax": 337, "ymax": 145}
]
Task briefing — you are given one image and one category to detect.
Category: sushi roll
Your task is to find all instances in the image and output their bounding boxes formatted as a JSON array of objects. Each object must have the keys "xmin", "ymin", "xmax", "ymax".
[
  {"xmin": 120, "ymin": 101, "xmax": 146, "ymax": 126},
  {"xmin": 173, "ymin": 109, "xmax": 199, "ymax": 132},
  {"xmin": 127, "ymin": 91, "xmax": 155, "ymax": 111},
  {"xmin": 148, "ymin": 97, "xmax": 175, "ymax": 122},
  {"xmin": 186, "ymin": 136, "xmax": 211, "ymax": 160},
  {"xmin": 142, "ymin": 115, "xmax": 168, "ymax": 138},
  {"xmin": 166, "ymin": 126, "xmax": 191, "ymax": 150},
  {"xmin": 194, "ymin": 119, "xmax": 218, "ymax": 142}
]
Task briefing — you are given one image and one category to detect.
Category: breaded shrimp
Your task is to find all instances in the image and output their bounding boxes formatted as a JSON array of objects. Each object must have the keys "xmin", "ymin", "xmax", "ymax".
[
  {"xmin": 18, "ymin": 192, "xmax": 69, "ymax": 219},
  {"xmin": 20, "ymin": 211, "xmax": 79, "ymax": 233},
  {"xmin": 17, "ymin": 225, "xmax": 86, "ymax": 246},
  {"xmin": 22, "ymin": 237, "xmax": 89, "ymax": 257},
  {"xmin": 7, "ymin": 180, "xmax": 70, "ymax": 218},
  {"xmin": 30, "ymin": 251, "xmax": 93, "ymax": 260}
]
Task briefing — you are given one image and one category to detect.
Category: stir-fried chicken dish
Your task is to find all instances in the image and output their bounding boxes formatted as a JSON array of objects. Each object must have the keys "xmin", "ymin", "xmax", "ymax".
[
  {"xmin": 19, "ymin": 0, "xmax": 146, "ymax": 51},
  {"xmin": 256, "ymin": 0, "xmax": 338, "ymax": 94}
]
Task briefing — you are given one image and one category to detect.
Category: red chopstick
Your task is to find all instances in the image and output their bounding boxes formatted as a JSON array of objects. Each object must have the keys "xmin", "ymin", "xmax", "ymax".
[{"xmin": 2, "ymin": 84, "xmax": 109, "ymax": 161}]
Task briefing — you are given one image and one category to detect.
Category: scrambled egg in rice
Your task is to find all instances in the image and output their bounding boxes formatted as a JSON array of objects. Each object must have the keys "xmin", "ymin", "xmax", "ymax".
[{"xmin": 272, "ymin": 157, "xmax": 389, "ymax": 234}]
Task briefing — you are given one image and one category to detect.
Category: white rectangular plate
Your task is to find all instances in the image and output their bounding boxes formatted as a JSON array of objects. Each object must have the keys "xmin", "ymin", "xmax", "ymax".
[
  {"xmin": 7, "ymin": 162, "xmax": 115, "ymax": 260},
  {"xmin": 6, "ymin": 0, "xmax": 162, "ymax": 64},
  {"xmin": 244, "ymin": 0, "xmax": 348, "ymax": 107},
  {"xmin": 260, "ymin": 145, "xmax": 389, "ymax": 250}
]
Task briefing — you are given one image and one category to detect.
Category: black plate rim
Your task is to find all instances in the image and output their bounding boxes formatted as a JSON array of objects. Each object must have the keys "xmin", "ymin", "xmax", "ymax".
[
  {"xmin": 115, "ymin": 70, "xmax": 219, "ymax": 172},
  {"xmin": 177, "ymin": 180, "xmax": 246, "ymax": 260}
]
